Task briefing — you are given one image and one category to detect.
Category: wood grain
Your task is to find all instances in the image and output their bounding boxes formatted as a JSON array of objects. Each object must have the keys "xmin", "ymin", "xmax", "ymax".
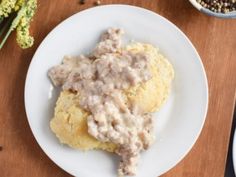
[{"xmin": 0, "ymin": 0, "xmax": 236, "ymax": 177}]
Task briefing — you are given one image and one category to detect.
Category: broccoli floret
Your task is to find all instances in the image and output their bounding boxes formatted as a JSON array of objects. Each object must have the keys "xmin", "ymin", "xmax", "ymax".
[{"xmin": 16, "ymin": 0, "xmax": 37, "ymax": 49}]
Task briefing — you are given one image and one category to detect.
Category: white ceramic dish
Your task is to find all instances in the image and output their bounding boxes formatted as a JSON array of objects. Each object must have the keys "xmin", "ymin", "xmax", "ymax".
[
  {"xmin": 233, "ymin": 128, "xmax": 236, "ymax": 174},
  {"xmin": 24, "ymin": 5, "xmax": 208, "ymax": 177},
  {"xmin": 189, "ymin": 0, "xmax": 236, "ymax": 18}
]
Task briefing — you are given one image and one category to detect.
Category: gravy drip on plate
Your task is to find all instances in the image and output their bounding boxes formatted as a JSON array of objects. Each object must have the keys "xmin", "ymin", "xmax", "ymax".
[{"xmin": 48, "ymin": 28, "xmax": 155, "ymax": 176}]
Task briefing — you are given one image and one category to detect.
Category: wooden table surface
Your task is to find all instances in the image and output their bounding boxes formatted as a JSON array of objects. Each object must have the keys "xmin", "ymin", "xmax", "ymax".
[{"xmin": 1, "ymin": 0, "xmax": 236, "ymax": 176}]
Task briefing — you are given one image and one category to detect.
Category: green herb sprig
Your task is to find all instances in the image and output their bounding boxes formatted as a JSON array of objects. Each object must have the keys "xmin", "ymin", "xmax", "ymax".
[{"xmin": 0, "ymin": 0, "xmax": 37, "ymax": 49}]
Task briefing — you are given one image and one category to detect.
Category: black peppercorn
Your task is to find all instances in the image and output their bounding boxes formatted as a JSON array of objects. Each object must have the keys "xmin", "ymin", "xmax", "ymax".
[
  {"xmin": 196, "ymin": 0, "xmax": 236, "ymax": 13},
  {"xmin": 79, "ymin": 0, "xmax": 86, "ymax": 5}
]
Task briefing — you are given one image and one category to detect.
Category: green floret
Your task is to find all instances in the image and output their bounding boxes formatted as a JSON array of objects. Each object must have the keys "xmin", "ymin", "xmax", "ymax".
[
  {"xmin": 0, "ymin": 0, "xmax": 18, "ymax": 20},
  {"xmin": 0, "ymin": 0, "xmax": 25, "ymax": 25},
  {"xmin": 16, "ymin": 0, "xmax": 37, "ymax": 49},
  {"xmin": 0, "ymin": 2, "xmax": 27, "ymax": 49},
  {"xmin": 15, "ymin": 0, "xmax": 26, "ymax": 11}
]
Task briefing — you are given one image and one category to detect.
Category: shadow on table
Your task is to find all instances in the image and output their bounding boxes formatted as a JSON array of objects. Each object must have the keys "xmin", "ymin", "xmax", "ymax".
[{"xmin": 225, "ymin": 108, "xmax": 236, "ymax": 177}]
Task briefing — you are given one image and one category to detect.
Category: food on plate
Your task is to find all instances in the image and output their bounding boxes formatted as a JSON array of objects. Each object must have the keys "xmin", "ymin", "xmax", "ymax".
[
  {"xmin": 48, "ymin": 28, "xmax": 174, "ymax": 176},
  {"xmin": 50, "ymin": 90, "xmax": 117, "ymax": 152}
]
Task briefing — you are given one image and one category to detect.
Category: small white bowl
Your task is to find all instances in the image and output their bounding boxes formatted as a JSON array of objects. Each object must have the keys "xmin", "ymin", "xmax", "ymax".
[{"xmin": 189, "ymin": 0, "xmax": 236, "ymax": 18}]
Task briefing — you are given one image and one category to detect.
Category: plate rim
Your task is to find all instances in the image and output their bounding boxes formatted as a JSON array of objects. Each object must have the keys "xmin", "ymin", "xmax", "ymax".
[
  {"xmin": 24, "ymin": 4, "xmax": 209, "ymax": 176},
  {"xmin": 232, "ymin": 127, "xmax": 236, "ymax": 173}
]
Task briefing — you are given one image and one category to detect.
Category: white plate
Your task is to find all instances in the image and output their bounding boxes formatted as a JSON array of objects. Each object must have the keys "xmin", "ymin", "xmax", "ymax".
[
  {"xmin": 24, "ymin": 5, "xmax": 208, "ymax": 177},
  {"xmin": 233, "ymin": 128, "xmax": 236, "ymax": 174}
]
